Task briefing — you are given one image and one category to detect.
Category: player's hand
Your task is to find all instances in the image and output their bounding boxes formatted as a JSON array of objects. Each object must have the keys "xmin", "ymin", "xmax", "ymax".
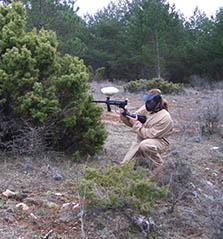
[
  {"xmin": 120, "ymin": 108, "xmax": 125, "ymax": 114},
  {"xmin": 126, "ymin": 114, "xmax": 138, "ymax": 126}
]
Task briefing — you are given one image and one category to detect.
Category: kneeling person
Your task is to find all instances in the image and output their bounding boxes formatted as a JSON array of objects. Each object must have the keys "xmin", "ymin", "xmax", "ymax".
[{"xmin": 120, "ymin": 89, "xmax": 173, "ymax": 176}]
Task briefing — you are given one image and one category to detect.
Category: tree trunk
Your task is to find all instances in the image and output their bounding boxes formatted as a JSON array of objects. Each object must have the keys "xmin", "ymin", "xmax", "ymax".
[{"xmin": 155, "ymin": 30, "xmax": 161, "ymax": 78}]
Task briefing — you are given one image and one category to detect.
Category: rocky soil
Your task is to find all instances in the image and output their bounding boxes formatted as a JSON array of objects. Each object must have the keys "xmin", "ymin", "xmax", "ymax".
[{"xmin": 0, "ymin": 81, "xmax": 223, "ymax": 239}]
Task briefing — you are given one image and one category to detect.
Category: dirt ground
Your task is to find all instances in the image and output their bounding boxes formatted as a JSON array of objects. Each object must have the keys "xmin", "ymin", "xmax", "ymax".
[{"xmin": 0, "ymin": 81, "xmax": 223, "ymax": 239}]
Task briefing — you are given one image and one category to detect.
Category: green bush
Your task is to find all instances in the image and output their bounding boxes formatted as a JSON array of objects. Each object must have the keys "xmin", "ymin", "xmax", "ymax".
[
  {"xmin": 124, "ymin": 78, "xmax": 184, "ymax": 94},
  {"xmin": 123, "ymin": 79, "xmax": 145, "ymax": 93},
  {"xmin": 79, "ymin": 161, "xmax": 167, "ymax": 212},
  {"xmin": 0, "ymin": 2, "xmax": 107, "ymax": 159}
]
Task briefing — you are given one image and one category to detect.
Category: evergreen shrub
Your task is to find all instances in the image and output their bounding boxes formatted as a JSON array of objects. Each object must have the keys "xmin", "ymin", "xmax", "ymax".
[
  {"xmin": 0, "ymin": 2, "xmax": 107, "ymax": 159},
  {"xmin": 124, "ymin": 78, "xmax": 184, "ymax": 94},
  {"xmin": 79, "ymin": 161, "xmax": 167, "ymax": 212}
]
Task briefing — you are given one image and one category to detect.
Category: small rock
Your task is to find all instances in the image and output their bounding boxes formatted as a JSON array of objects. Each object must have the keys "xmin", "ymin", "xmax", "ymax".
[
  {"xmin": 30, "ymin": 213, "xmax": 38, "ymax": 219},
  {"xmin": 16, "ymin": 203, "xmax": 29, "ymax": 211},
  {"xmin": 53, "ymin": 172, "xmax": 63, "ymax": 181},
  {"xmin": 55, "ymin": 192, "xmax": 63, "ymax": 196},
  {"xmin": 73, "ymin": 203, "xmax": 79, "ymax": 209},
  {"xmin": 61, "ymin": 202, "xmax": 79, "ymax": 210},
  {"xmin": 2, "ymin": 189, "xmax": 16, "ymax": 198},
  {"xmin": 133, "ymin": 215, "xmax": 155, "ymax": 236},
  {"xmin": 24, "ymin": 163, "xmax": 35, "ymax": 172},
  {"xmin": 193, "ymin": 136, "xmax": 201, "ymax": 143},
  {"xmin": 171, "ymin": 150, "xmax": 180, "ymax": 157},
  {"xmin": 62, "ymin": 202, "xmax": 71, "ymax": 209},
  {"xmin": 90, "ymin": 86, "xmax": 97, "ymax": 93},
  {"xmin": 201, "ymin": 96, "xmax": 210, "ymax": 99},
  {"xmin": 211, "ymin": 147, "xmax": 223, "ymax": 152}
]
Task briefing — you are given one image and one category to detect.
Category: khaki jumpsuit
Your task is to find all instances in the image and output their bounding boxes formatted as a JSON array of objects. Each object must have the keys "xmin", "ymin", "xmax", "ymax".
[{"xmin": 120, "ymin": 105, "xmax": 173, "ymax": 166}]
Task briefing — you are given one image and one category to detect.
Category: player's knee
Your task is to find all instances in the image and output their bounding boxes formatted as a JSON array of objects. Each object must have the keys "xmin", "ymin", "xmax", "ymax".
[{"xmin": 139, "ymin": 141, "xmax": 155, "ymax": 152}]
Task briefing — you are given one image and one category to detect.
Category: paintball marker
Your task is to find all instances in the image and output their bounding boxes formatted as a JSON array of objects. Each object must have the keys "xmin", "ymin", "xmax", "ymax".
[
  {"xmin": 91, "ymin": 87, "xmax": 147, "ymax": 124},
  {"xmin": 92, "ymin": 97, "xmax": 128, "ymax": 112}
]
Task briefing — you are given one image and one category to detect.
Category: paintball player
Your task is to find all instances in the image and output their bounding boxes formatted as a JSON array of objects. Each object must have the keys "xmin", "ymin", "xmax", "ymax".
[{"xmin": 120, "ymin": 89, "xmax": 173, "ymax": 178}]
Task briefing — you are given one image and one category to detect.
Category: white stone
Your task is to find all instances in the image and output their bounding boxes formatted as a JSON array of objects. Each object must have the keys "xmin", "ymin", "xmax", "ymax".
[
  {"xmin": 2, "ymin": 189, "xmax": 16, "ymax": 197},
  {"xmin": 16, "ymin": 203, "xmax": 29, "ymax": 211}
]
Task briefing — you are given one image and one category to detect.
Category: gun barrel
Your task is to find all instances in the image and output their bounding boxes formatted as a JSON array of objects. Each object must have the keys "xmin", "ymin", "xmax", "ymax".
[
  {"xmin": 91, "ymin": 98, "xmax": 128, "ymax": 112},
  {"xmin": 91, "ymin": 100, "xmax": 108, "ymax": 103},
  {"xmin": 91, "ymin": 99, "xmax": 111, "ymax": 111}
]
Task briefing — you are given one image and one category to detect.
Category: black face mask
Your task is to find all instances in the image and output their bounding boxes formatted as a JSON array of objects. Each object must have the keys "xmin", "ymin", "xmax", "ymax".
[
  {"xmin": 144, "ymin": 94, "xmax": 162, "ymax": 112},
  {"xmin": 146, "ymin": 101, "xmax": 158, "ymax": 112}
]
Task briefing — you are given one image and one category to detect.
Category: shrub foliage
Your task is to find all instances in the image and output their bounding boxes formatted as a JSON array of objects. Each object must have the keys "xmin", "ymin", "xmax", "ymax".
[
  {"xmin": 79, "ymin": 161, "xmax": 167, "ymax": 212},
  {"xmin": 0, "ymin": 2, "xmax": 107, "ymax": 159},
  {"xmin": 124, "ymin": 78, "xmax": 184, "ymax": 94}
]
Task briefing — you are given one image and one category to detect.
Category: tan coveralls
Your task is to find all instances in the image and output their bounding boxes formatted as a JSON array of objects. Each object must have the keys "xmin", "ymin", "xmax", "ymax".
[{"xmin": 120, "ymin": 105, "xmax": 173, "ymax": 166}]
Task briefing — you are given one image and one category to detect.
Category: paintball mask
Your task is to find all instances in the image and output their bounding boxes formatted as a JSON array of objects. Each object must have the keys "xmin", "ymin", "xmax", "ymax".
[{"xmin": 142, "ymin": 93, "xmax": 162, "ymax": 112}]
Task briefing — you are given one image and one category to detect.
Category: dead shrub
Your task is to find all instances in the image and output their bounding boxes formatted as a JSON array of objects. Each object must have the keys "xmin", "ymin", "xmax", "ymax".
[
  {"xmin": 190, "ymin": 179, "xmax": 223, "ymax": 239},
  {"xmin": 200, "ymin": 94, "xmax": 223, "ymax": 137},
  {"xmin": 0, "ymin": 117, "xmax": 47, "ymax": 157},
  {"xmin": 158, "ymin": 158, "xmax": 194, "ymax": 213}
]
